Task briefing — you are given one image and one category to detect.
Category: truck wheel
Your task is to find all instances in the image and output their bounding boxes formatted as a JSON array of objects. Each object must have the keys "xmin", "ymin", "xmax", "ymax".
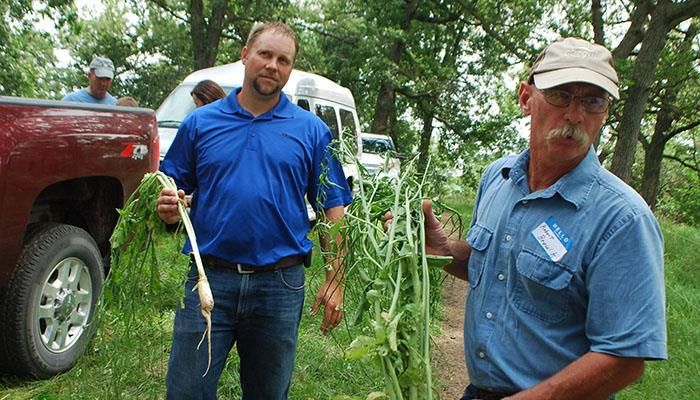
[{"xmin": 0, "ymin": 223, "xmax": 103, "ymax": 379}]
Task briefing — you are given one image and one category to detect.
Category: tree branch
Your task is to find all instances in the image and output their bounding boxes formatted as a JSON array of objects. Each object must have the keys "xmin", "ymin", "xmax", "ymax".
[
  {"xmin": 612, "ymin": 0, "xmax": 653, "ymax": 60},
  {"xmin": 146, "ymin": 0, "xmax": 188, "ymax": 24},
  {"xmin": 669, "ymin": 120, "xmax": 700, "ymax": 137},
  {"xmin": 458, "ymin": 4, "xmax": 529, "ymax": 61},
  {"xmin": 293, "ymin": 22, "xmax": 359, "ymax": 46},
  {"xmin": 592, "ymin": 0, "xmax": 606, "ymax": 44},
  {"xmin": 663, "ymin": 154, "xmax": 700, "ymax": 172},
  {"xmin": 667, "ymin": 0, "xmax": 700, "ymax": 26}
]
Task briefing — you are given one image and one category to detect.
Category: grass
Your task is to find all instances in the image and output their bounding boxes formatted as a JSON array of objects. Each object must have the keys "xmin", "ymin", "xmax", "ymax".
[
  {"xmin": 1, "ymin": 198, "xmax": 699, "ymax": 399},
  {"xmin": 0, "ymin": 234, "xmax": 385, "ymax": 400},
  {"xmin": 617, "ymin": 221, "xmax": 700, "ymax": 400}
]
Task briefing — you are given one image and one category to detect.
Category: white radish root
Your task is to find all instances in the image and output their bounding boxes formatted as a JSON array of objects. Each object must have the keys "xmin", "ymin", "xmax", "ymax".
[{"xmin": 156, "ymin": 172, "xmax": 214, "ymax": 377}]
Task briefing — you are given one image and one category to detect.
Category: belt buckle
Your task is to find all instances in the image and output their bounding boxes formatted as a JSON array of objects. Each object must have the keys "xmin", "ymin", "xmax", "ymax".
[{"xmin": 236, "ymin": 264, "xmax": 255, "ymax": 274}]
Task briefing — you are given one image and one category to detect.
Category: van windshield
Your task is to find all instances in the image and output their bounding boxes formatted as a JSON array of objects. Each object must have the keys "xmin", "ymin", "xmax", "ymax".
[
  {"xmin": 362, "ymin": 136, "xmax": 395, "ymax": 154},
  {"xmin": 156, "ymin": 85, "xmax": 196, "ymax": 128}
]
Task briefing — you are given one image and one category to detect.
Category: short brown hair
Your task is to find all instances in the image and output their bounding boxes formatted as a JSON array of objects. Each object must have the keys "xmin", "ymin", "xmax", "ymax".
[
  {"xmin": 246, "ymin": 21, "xmax": 299, "ymax": 61},
  {"xmin": 116, "ymin": 96, "xmax": 139, "ymax": 107},
  {"xmin": 191, "ymin": 80, "xmax": 226, "ymax": 106}
]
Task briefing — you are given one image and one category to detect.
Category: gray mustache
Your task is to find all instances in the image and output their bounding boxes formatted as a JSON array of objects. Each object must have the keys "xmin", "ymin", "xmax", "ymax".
[{"xmin": 544, "ymin": 124, "xmax": 587, "ymax": 146}]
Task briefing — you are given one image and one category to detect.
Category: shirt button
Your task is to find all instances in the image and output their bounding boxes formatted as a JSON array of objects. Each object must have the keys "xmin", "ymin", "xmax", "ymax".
[
  {"xmin": 497, "ymin": 273, "xmax": 505, "ymax": 281},
  {"xmin": 505, "ymin": 234, "xmax": 512, "ymax": 241},
  {"xmin": 478, "ymin": 351, "xmax": 486, "ymax": 359},
  {"xmin": 522, "ymin": 200, "xmax": 528, "ymax": 205},
  {"xmin": 486, "ymin": 312, "xmax": 493, "ymax": 319}
]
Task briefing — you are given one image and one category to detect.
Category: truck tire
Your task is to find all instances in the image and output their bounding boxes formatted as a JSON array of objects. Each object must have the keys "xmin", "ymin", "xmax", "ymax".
[{"xmin": 0, "ymin": 223, "xmax": 103, "ymax": 379}]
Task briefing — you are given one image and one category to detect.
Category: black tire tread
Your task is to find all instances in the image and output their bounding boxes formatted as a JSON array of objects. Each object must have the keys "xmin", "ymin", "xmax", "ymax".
[{"xmin": 0, "ymin": 223, "xmax": 102, "ymax": 378}]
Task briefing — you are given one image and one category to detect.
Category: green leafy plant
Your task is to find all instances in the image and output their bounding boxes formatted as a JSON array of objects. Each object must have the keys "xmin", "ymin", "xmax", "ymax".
[
  {"xmin": 107, "ymin": 171, "xmax": 213, "ymax": 375},
  {"xmin": 317, "ymin": 141, "xmax": 459, "ymax": 400}
]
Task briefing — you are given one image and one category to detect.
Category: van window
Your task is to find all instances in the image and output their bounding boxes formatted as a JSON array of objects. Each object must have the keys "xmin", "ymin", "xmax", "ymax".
[
  {"xmin": 316, "ymin": 104, "xmax": 339, "ymax": 139},
  {"xmin": 339, "ymin": 108, "xmax": 357, "ymax": 135},
  {"xmin": 297, "ymin": 99, "xmax": 310, "ymax": 111},
  {"xmin": 339, "ymin": 108, "xmax": 358, "ymax": 154}
]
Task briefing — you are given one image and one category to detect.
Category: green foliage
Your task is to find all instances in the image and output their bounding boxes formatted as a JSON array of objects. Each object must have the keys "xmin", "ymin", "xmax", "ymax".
[
  {"xmin": 55, "ymin": 0, "xmax": 187, "ymax": 107},
  {"xmin": 655, "ymin": 161, "xmax": 700, "ymax": 226},
  {"xmin": 618, "ymin": 220, "xmax": 700, "ymax": 399},
  {"xmin": 299, "ymin": 0, "xmax": 552, "ymax": 205},
  {"xmin": 0, "ymin": 235, "xmax": 386, "ymax": 399},
  {"xmin": 319, "ymin": 142, "xmax": 461, "ymax": 399},
  {"xmin": 107, "ymin": 172, "xmax": 185, "ymax": 309},
  {"xmin": 0, "ymin": 0, "xmax": 75, "ymax": 97},
  {"xmin": 1, "ymin": 197, "xmax": 698, "ymax": 399},
  {"xmin": 3, "ymin": 2, "xmax": 699, "ymax": 231}
]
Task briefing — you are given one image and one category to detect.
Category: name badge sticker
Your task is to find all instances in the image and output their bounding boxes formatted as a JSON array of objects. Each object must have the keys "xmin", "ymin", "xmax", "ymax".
[{"xmin": 530, "ymin": 216, "xmax": 573, "ymax": 262}]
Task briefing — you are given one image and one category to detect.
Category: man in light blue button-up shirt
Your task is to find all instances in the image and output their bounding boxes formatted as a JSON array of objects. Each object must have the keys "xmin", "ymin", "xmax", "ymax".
[{"xmin": 419, "ymin": 38, "xmax": 667, "ymax": 400}]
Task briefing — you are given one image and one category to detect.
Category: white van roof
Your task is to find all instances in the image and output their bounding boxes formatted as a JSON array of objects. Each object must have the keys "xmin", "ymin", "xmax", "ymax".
[{"xmin": 182, "ymin": 61, "xmax": 356, "ymax": 109}]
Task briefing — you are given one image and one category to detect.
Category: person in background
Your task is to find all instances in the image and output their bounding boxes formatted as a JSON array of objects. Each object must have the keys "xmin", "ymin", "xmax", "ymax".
[
  {"xmin": 190, "ymin": 79, "xmax": 226, "ymax": 108},
  {"xmin": 63, "ymin": 56, "xmax": 117, "ymax": 105},
  {"xmin": 116, "ymin": 96, "xmax": 139, "ymax": 107},
  {"xmin": 393, "ymin": 37, "xmax": 667, "ymax": 400},
  {"xmin": 156, "ymin": 21, "xmax": 352, "ymax": 400}
]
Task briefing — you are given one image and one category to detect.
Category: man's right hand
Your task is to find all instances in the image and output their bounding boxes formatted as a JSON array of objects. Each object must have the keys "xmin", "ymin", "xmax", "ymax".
[
  {"xmin": 420, "ymin": 199, "xmax": 453, "ymax": 257},
  {"xmin": 384, "ymin": 199, "xmax": 471, "ymax": 280},
  {"xmin": 157, "ymin": 188, "xmax": 185, "ymax": 224},
  {"xmin": 384, "ymin": 199, "xmax": 451, "ymax": 257}
]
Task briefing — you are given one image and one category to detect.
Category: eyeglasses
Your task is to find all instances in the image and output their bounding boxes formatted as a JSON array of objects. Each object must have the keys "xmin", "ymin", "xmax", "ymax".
[{"xmin": 537, "ymin": 88, "xmax": 611, "ymax": 114}]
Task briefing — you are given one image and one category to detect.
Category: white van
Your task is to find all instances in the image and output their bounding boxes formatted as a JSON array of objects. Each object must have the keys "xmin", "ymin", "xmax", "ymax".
[
  {"xmin": 359, "ymin": 132, "xmax": 401, "ymax": 179},
  {"xmin": 156, "ymin": 61, "xmax": 361, "ymax": 220}
]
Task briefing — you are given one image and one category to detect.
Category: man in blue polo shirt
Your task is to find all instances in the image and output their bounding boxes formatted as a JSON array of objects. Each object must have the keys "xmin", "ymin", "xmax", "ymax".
[
  {"xmin": 156, "ymin": 22, "xmax": 352, "ymax": 399},
  {"xmin": 410, "ymin": 38, "xmax": 667, "ymax": 399},
  {"xmin": 62, "ymin": 56, "xmax": 117, "ymax": 105}
]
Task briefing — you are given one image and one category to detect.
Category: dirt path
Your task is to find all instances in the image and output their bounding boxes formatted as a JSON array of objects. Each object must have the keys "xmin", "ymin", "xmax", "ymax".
[
  {"xmin": 434, "ymin": 274, "xmax": 469, "ymax": 399},
  {"xmin": 432, "ymin": 211, "xmax": 470, "ymax": 400}
]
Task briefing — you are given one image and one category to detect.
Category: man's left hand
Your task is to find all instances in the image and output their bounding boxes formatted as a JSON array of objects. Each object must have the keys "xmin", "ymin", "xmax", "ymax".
[{"xmin": 310, "ymin": 277, "xmax": 344, "ymax": 335}]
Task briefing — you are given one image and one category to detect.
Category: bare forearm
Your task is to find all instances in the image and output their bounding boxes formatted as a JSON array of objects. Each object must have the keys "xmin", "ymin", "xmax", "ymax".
[
  {"xmin": 443, "ymin": 239, "xmax": 471, "ymax": 281},
  {"xmin": 320, "ymin": 205, "xmax": 345, "ymax": 282},
  {"xmin": 507, "ymin": 353, "xmax": 644, "ymax": 400},
  {"xmin": 312, "ymin": 205, "xmax": 347, "ymax": 333}
]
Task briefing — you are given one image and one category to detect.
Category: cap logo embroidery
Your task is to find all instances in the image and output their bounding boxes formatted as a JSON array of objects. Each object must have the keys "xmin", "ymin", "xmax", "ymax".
[{"xmin": 566, "ymin": 48, "xmax": 591, "ymax": 58}]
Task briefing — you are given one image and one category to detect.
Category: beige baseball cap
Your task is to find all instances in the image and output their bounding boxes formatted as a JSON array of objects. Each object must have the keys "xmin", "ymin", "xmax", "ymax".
[{"xmin": 529, "ymin": 37, "xmax": 619, "ymax": 99}]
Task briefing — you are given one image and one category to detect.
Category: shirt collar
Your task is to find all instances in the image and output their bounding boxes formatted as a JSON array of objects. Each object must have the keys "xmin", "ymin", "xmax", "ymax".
[
  {"xmin": 501, "ymin": 146, "xmax": 600, "ymax": 209},
  {"xmin": 218, "ymin": 87, "xmax": 295, "ymax": 119}
]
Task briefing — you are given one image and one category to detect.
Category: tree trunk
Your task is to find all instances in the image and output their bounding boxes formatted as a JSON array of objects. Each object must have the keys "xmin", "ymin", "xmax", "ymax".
[
  {"xmin": 189, "ymin": 0, "xmax": 228, "ymax": 69},
  {"xmin": 389, "ymin": 106, "xmax": 400, "ymax": 153},
  {"xmin": 640, "ymin": 20, "xmax": 698, "ymax": 208},
  {"xmin": 610, "ymin": 3, "xmax": 671, "ymax": 183},
  {"xmin": 641, "ymin": 111, "xmax": 672, "ymax": 208},
  {"xmin": 417, "ymin": 111, "xmax": 433, "ymax": 176},
  {"xmin": 370, "ymin": 0, "xmax": 418, "ymax": 137},
  {"xmin": 591, "ymin": 0, "xmax": 606, "ymax": 151},
  {"xmin": 371, "ymin": 80, "xmax": 396, "ymax": 135},
  {"xmin": 591, "ymin": 0, "xmax": 605, "ymax": 45}
]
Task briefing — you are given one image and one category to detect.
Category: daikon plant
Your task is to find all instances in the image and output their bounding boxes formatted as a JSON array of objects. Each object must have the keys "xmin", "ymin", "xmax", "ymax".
[
  {"xmin": 316, "ymin": 139, "xmax": 461, "ymax": 400},
  {"xmin": 108, "ymin": 171, "xmax": 214, "ymax": 376}
]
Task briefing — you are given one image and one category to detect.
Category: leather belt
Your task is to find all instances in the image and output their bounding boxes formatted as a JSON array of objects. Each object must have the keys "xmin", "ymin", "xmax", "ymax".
[
  {"xmin": 471, "ymin": 386, "xmax": 515, "ymax": 400},
  {"xmin": 198, "ymin": 254, "xmax": 305, "ymax": 274}
]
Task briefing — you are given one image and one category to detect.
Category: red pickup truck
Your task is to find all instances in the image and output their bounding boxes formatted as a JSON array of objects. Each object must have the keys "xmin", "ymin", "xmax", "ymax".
[{"xmin": 0, "ymin": 96, "xmax": 159, "ymax": 378}]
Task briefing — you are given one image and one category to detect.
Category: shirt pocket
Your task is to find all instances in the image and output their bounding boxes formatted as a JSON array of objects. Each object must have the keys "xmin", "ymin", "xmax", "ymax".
[
  {"xmin": 509, "ymin": 249, "xmax": 575, "ymax": 323},
  {"xmin": 466, "ymin": 224, "xmax": 493, "ymax": 289}
]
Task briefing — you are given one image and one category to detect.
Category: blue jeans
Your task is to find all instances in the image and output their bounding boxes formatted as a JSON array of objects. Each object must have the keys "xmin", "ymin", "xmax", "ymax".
[{"xmin": 165, "ymin": 262, "xmax": 306, "ymax": 400}]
